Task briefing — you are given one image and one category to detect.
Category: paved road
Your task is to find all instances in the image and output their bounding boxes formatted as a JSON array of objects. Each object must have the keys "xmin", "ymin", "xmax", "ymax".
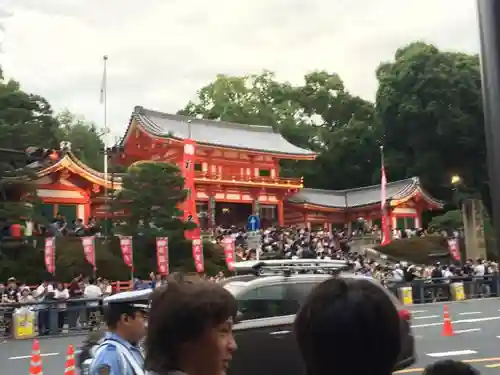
[{"xmin": 3, "ymin": 298, "xmax": 500, "ymax": 375}]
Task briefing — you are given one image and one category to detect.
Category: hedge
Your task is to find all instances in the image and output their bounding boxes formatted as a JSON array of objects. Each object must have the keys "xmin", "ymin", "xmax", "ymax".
[{"xmin": 0, "ymin": 235, "xmax": 227, "ymax": 284}]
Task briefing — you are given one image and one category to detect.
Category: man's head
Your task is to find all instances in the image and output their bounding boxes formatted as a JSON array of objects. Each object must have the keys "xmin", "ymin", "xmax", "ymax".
[
  {"xmin": 145, "ymin": 275, "xmax": 238, "ymax": 375},
  {"xmin": 294, "ymin": 277, "xmax": 401, "ymax": 375},
  {"xmin": 104, "ymin": 292, "xmax": 150, "ymax": 343}
]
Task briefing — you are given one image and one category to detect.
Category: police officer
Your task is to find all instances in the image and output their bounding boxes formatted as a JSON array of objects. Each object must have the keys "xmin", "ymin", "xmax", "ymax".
[{"xmin": 89, "ymin": 289, "xmax": 151, "ymax": 375}]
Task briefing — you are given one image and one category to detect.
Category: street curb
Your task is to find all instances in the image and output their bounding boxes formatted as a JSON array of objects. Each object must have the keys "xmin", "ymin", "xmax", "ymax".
[{"xmin": 409, "ymin": 297, "xmax": 500, "ymax": 307}]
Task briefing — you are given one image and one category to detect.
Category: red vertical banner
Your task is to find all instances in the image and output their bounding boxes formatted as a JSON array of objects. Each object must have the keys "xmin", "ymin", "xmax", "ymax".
[
  {"xmin": 380, "ymin": 146, "xmax": 392, "ymax": 246},
  {"xmin": 81, "ymin": 236, "xmax": 97, "ymax": 271},
  {"xmin": 192, "ymin": 236, "xmax": 205, "ymax": 273},
  {"xmin": 156, "ymin": 237, "xmax": 169, "ymax": 275},
  {"xmin": 182, "ymin": 139, "xmax": 201, "ymax": 241},
  {"xmin": 44, "ymin": 237, "xmax": 56, "ymax": 275},
  {"xmin": 447, "ymin": 239, "xmax": 461, "ymax": 262},
  {"xmin": 119, "ymin": 236, "xmax": 134, "ymax": 268},
  {"xmin": 182, "ymin": 138, "xmax": 204, "ymax": 272},
  {"xmin": 222, "ymin": 236, "xmax": 236, "ymax": 271}
]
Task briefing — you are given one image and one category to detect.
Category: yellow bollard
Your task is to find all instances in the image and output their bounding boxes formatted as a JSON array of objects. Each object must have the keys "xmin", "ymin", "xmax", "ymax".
[{"xmin": 399, "ymin": 286, "xmax": 413, "ymax": 305}]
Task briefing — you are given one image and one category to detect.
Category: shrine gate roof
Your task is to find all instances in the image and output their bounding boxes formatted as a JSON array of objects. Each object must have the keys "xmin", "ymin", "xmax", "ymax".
[
  {"xmin": 126, "ymin": 106, "xmax": 316, "ymax": 157},
  {"xmin": 287, "ymin": 177, "xmax": 443, "ymax": 209}
]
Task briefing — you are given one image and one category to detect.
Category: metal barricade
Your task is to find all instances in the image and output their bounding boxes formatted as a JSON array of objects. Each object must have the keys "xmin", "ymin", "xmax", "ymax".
[
  {"xmin": 0, "ymin": 297, "xmax": 105, "ymax": 340},
  {"xmin": 387, "ymin": 274, "xmax": 500, "ymax": 305}
]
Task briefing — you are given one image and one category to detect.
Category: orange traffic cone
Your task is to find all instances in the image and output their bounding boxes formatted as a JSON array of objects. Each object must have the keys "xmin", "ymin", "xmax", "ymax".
[
  {"xmin": 29, "ymin": 339, "xmax": 43, "ymax": 375},
  {"xmin": 441, "ymin": 305, "xmax": 455, "ymax": 336},
  {"xmin": 64, "ymin": 345, "xmax": 76, "ymax": 375}
]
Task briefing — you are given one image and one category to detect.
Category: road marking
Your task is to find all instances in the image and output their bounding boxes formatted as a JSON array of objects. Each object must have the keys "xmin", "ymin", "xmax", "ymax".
[
  {"xmin": 427, "ymin": 350, "xmax": 477, "ymax": 358},
  {"xmin": 459, "ymin": 312, "xmax": 481, "ymax": 316},
  {"xmin": 9, "ymin": 352, "xmax": 59, "ymax": 360},
  {"xmin": 410, "ymin": 310, "xmax": 428, "ymax": 314},
  {"xmin": 454, "ymin": 328, "xmax": 481, "ymax": 334},
  {"xmin": 413, "ymin": 315, "xmax": 439, "ymax": 320},
  {"xmin": 395, "ymin": 368, "xmax": 425, "ymax": 373},
  {"xmin": 412, "ymin": 315, "xmax": 500, "ymax": 328},
  {"xmin": 486, "ymin": 364, "xmax": 500, "ymax": 368},
  {"xmin": 395, "ymin": 358, "xmax": 500, "ymax": 373}
]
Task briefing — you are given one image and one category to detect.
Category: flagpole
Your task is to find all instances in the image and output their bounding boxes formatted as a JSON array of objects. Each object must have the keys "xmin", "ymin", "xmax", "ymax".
[{"xmin": 102, "ymin": 55, "xmax": 109, "ymax": 241}]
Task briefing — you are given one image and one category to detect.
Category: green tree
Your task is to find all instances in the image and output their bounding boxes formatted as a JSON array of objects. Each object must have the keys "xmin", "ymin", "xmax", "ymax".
[
  {"xmin": 179, "ymin": 71, "xmax": 319, "ymax": 151},
  {"xmin": 375, "ymin": 42, "xmax": 485, "ymax": 203},
  {"xmin": 0, "ymin": 70, "xmax": 60, "ymax": 150},
  {"xmin": 56, "ymin": 109, "xmax": 105, "ymax": 171},
  {"xmin": 111, "ymin": 161, "xmax": 193, "ymax": 237},
  {"xmin": 180, "ymin": 71, "xmax": 380, "ymax": 190}
]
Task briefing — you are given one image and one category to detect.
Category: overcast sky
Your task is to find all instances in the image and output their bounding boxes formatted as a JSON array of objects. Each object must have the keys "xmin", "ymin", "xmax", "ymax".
[{"xmin": 0, "ymin": 0, "xmax": 480, "ymax": 141}]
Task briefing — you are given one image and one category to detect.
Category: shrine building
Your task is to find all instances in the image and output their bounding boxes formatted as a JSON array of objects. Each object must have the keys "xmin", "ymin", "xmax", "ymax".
[{"xmin": 7, "ymin": 106, "xmax": 443, "ymax": 230}]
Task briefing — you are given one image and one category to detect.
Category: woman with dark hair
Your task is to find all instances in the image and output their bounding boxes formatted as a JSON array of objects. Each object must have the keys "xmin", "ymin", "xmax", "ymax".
[
  {"xmin": 294, "ymin": 277, "xmax": 401, "ymax": 375},
  {"xmin": 145, "ymin": 275, "xmax": 238, "ymax": 375}
]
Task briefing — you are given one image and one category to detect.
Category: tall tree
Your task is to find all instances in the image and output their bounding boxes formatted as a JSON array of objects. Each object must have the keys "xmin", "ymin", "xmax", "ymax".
[
  {"xmin": 0, "ymin": 69, "xmax": 60, "ymax": 150},
  {"xmin": 375, "ymin": 42, "xmax": 486, "ymax": 203},
  {"xmin": 179, "ymin": 71, "xmax": 319, "ymax": 151},
  {"xmin": 180, "ymin": 71, "xmax": 381, "ymax": 190},
  {"xmin": 111, "ymin": 161, "xmax": 193, "ymax": 237},
  {"xmin": 56, "ymin": 109, "xmax": 105, "ymax": 171}
]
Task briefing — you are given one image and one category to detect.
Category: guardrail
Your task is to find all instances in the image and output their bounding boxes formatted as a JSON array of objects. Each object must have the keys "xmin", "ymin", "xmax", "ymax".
[
  {"xmin": 1, "ymin": 275, "xmax": 497, "ymax": 340},
  {"xmin": 388, "ymin": 274, "xmax": 500, "ymax": 305},
  {"xmin": 0, "ymin": 297, "xmax": 107, "ymax": 340}
]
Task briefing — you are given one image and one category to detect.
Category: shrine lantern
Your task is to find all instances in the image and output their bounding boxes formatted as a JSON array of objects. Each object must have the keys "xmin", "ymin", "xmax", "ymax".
[{"xmin": 10, "ymin": 224, "xmax": 21, "ymax": 238}]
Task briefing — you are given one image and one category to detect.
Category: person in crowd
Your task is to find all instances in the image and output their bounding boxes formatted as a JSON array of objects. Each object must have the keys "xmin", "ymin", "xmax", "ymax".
[
  {"xmin": 54, "ymin": 282, "xmax": 70, "ymax": 332},
  {"xmin": 145, "ymin": 274, "xmax": 238, "ymax": 375},
  {"xmin": 98, "ymin": 278, "xmax": 113, "ymax": 297},
  {"xmin": 423, "ymin": 360, "xmax": 479, "ymax": 375},
  {"xmin": 34, "ymin": 279, "xmax": 55, "ymax": 336},
  {"xmin": 18, "ymin": 287, "xmax": 34, "ymax": 303},
  {"xmin": 89, "ymin": 289, "xmax": 152, "ymax": 375},
  {"xmin": 294, "ymin": 277, "xmax": 401, "ymax": 375},
  {"xmin": 84, "ymin": 279, "xmax": 103, "ymax": 330},
  {"xmin": 68, "ymin": 275, "xmax": 84, "ymax": 329}
]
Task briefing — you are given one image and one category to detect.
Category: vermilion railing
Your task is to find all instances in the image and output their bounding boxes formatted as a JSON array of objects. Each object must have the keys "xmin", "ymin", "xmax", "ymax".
[{"xmin": 194, "ymin": 171, "xmax": 303, "ymax": 185}]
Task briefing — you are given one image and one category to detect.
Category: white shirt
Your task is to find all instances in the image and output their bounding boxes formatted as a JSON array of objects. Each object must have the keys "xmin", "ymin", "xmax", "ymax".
[
  {"xmin": 84, "ymin": 284, "xmax": 102, "ymax": 307},
  {"xmin": 474, "ymin": 264, "xmax": 486, "ymax": 276},
  {"xmin": 34, "ymin": 283, "xmax": 54, "ymax": 299}
]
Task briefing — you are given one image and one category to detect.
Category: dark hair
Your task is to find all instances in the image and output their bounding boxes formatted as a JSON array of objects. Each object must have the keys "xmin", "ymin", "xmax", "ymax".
[
  {"xmin": 104, "ymin": 304, "xmax": 141, "ymax": 329},
  {"xmin": 294, "ymin": 278, "xmax": 401, "ymax": 375},
  {"xmin": 145, "ymin": 276, "xmax": 237, "ymax": 373},
  {"xmin": 424, "ymin": 360, "xmax": 479, "ymax": 375}
]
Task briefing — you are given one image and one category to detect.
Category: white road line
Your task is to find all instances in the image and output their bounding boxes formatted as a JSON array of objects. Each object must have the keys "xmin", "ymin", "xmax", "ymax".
[
  {"xmin": 454, "ymin": 328, "xmax": 481, "ymax": 334},
  {"xmin": 427, "ymin": 350, "xmax": 477, "ymax": 358},
  {"xmin": 410, "ymin": 310, "xmax": 428, "ymax": 314},
  {"xmin": 9, "ymin": 352, "xmax": 59, "ymax": 360},
  {"xmin": 412, "ymin": 315, "xmax": 500, "ymax": 328},
  {"xmin": 413, "ymin": 315, "xmax": 439, "ymax": 320},
  {"xmin": 459, "ymin": 312, "xmax": 481, "ymax": 316}
]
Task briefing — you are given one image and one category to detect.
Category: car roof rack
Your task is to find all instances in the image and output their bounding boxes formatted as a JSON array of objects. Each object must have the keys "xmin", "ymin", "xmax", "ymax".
[{"xmin": 234, "ymin": 259, "xmax": 353, "ymax": 277}]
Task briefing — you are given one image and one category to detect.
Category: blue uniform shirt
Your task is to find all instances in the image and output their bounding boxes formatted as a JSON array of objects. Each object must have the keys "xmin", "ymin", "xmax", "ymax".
[{"xmin": 89, "ymin": 332, "xmax": 144, "ymax": 375}]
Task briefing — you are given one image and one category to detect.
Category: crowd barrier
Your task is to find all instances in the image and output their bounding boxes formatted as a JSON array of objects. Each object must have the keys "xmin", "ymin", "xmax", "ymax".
[
  {"xmin": 1, "ymin": 275, "xmax": 498, "ymax": 340},
  {"xmin": 390, "ymin": 274, "xmax": 499, "ymax": 305}
]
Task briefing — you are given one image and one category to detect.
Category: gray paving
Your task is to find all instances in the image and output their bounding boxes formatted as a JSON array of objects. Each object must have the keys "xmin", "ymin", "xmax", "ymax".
[{"xmin": 3, "ymin": 299, "xmax": 500, "ymax": 375}]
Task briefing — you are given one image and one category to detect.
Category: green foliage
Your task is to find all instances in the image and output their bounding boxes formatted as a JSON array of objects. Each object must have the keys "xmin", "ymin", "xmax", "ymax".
[
  {"xmin": 56, "ymin": 109, "xmax": 105, "ymax": 171},
  {"xmin": 0, "ymin": 236, "xmax": 226, "ymax": 284},
  {"xmin": 428, "ymin": 210, "xmax": 463, "ymax": 232},
  {"xmin": 0, "ymin": 73, "xmax": 60, "ymax": 150},
  {"xmin": 179, "ymin": 70, "xmax": 381, "ymax": 190},
  {"xmin": 111, "ymin": 161, "xmax": 195, "ymax": 237},
  {"xmin": 375, "ymin": 42, "xmax": 485, "ymax": 204},
  {"xmin": 374, "ymin": 236, "xmax": 450, "ymax": 264}
]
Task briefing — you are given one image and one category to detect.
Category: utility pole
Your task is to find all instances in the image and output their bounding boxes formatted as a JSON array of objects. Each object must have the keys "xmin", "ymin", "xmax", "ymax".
[{"xmin": 477, "ymin": 0, "xmax": 500, "ymax": 256}]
